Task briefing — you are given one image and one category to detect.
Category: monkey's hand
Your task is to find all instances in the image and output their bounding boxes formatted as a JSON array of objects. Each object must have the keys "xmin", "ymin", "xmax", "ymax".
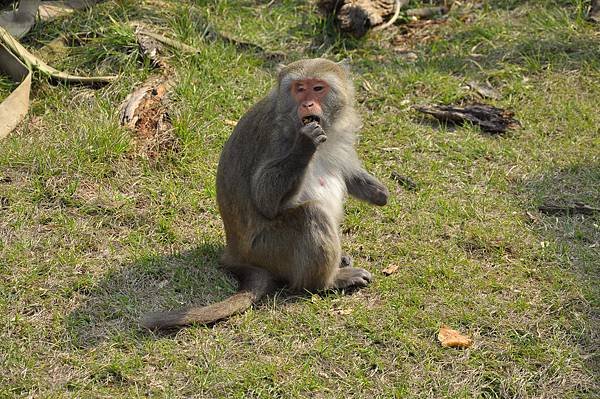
[
  {"xmin": 345, "ymin": 171, "xmax": 389, "ymax": 206},
  {"xmin": 298, "ymin": 121, "xmax": 327, "ymax": 149}
]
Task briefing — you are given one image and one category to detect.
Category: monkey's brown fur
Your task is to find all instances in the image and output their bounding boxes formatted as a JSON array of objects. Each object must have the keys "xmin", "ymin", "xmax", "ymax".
[{"xmin": 142, "ymin": 58, "xmax": 388, "ymax": 330}]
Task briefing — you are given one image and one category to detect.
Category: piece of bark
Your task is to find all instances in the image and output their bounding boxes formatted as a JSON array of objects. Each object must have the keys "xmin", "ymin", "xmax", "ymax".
[
  {"xmin": 413, "ymin": 104, "xmax": 520, "ymax": 134},
  {"xmin": 538, "ymin": 203, "xmax": 600, "ymax": 216},
  {"xmin": 119, "ymin": 76, "xmax": 172, "ymax": 128},
  {"xmin": 119, "ymin": 76, "xmax": 178, "ymax": 159},
  {"xmin": 318, "ymin": 0, "xmax": 408, "ymax": 37}
]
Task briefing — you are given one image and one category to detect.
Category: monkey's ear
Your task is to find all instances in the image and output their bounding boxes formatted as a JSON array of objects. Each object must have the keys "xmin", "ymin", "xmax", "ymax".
[{"xmin": 337, "ymin": 58, "xmax": 351, "ymax": 73}]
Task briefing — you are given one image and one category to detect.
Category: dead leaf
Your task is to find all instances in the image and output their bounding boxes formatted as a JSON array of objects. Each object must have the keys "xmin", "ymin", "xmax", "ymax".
[
  {"xmin": 382, "ymin": 264, "xmax": 399, "ymax": 275},
  {"xmin": 223, "ymin": 119, "xmax": 237, "ymax": 127},
  {"xmin": 437, "ymin": 325, "xmax": 473, "ymax": 348}
]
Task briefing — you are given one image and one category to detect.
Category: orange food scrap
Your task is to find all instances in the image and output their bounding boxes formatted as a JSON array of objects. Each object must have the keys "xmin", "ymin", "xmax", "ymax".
[
  {"xmin": 382, "ymin": 264, "xmax": 399, "ymax": 275},
  {"xmin": 437, "ymin": 325, "xmax": 473, "ymax": 348}
]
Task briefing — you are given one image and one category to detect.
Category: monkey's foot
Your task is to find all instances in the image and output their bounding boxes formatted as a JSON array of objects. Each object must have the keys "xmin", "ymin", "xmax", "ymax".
[
  {"xmin": 332, "ymin": 267, "xmax": 372, "ymax": 289},
  {"xmin": 340, "ymin": 254, "xmax": 353, "ymax": 268}
]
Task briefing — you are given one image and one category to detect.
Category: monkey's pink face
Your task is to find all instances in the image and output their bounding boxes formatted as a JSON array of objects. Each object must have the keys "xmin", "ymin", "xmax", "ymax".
[{"xmin": 291, "ymin": 79, "xmax": 330, "ymax": 125}]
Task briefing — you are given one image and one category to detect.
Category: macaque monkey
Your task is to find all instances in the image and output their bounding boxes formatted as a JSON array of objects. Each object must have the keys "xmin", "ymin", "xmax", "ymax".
[{"xmin": 142, "ymin": 58, "xmax": 388, "ymax": 330}]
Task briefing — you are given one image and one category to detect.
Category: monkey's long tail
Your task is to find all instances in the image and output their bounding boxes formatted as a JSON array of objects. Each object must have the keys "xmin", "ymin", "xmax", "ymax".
[{"xmin": 141, "ymin": 266, "xmax": 277, "ymax": 330}]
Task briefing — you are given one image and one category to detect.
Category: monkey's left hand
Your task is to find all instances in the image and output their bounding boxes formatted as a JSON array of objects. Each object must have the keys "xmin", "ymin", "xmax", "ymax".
[{"xmin": 345, "ymin": 171, "xmax": 388, "ymax": 206}]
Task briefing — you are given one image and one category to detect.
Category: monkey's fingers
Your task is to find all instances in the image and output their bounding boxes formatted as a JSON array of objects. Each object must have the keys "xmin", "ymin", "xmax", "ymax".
[
  {"xmin": 300, "ymin": 122, "xmax": 327, "ymax": 147},
  {"xmin": 315, "ymin": 134, "xmax": 327, "ymax": 145}
]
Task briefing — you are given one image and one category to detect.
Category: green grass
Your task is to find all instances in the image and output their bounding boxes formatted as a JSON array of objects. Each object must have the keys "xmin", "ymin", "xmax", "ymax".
[
  {"xmin": 1, "ymin": 0, "xmax": 598, "ymax": 397},
  {"xmin": 0, "ymin": 73, "xmax": 16, "ymax": 102}
]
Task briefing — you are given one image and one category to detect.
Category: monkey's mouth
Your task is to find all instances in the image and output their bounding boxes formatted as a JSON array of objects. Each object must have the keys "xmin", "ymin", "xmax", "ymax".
[{"xmin": 302, "ymin": 115, "xmax": 321, "ymax": 125}]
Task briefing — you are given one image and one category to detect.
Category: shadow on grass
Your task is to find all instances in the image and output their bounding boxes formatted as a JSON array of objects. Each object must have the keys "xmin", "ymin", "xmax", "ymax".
[
  {"xmin": 522, "ymin": 162, "xmax": 600, "ymax": 374},
  {"xmin": 65, "ymin": 240, "xmax": 319, "ymax": 346},
  {"xmin": 524, "ymin": 162, "xmax": 600, "ymax": 213},
  {"xmin": 426, "ymin": 34, "xmax": 600, "ymax": 77},
  {"xmin": 66, "ymin": 241, "xmax": 238, "ymax": 347},
  {"xmin": 478, "ymin": 0, "xmax": 586, "ymax": 10},
  {"xmin": 65, "ymin": 234, "xmax": 362, "ymax": 346}
]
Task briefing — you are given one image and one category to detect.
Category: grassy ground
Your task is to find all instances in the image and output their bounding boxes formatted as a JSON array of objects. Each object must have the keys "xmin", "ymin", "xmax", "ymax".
[
  {"xmin": 1, "ymin": 0, "xmax": 598, "ymax": 397},
  {"xmin": 0, "ymin": 73, "xmax": 16, "ymax": 103}
]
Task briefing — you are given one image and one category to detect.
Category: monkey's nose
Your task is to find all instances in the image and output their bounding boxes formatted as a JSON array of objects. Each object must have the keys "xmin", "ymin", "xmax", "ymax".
[{"xmin": 302, "ymin": 101, "xmax": 315, "ymax": 108}]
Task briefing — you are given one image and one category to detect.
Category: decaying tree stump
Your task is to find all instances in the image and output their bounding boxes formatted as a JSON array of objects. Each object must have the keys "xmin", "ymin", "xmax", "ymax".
[{"xmin": 318, "ymin": 0, "xmax": 407, "ymax": 37}]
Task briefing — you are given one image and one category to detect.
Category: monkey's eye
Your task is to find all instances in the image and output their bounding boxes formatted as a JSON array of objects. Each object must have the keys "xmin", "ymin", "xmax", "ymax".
[
  {"xmin": 295, "ymin": 85, "xmax": 305, "ymax": 92},
  {"xmin": 313, "ymin": 85, "xmax": 324, "ymax": 92}
]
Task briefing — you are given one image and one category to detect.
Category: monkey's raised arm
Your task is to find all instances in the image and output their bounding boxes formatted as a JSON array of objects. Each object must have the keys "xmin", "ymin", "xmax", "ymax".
[
  {"xmin": 251, "ymin": 122, "xmax": 327, "ymax": 219},
  {"xmin": 344, "ymin": 169, "xmax": 389, "ymax": 206}
]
